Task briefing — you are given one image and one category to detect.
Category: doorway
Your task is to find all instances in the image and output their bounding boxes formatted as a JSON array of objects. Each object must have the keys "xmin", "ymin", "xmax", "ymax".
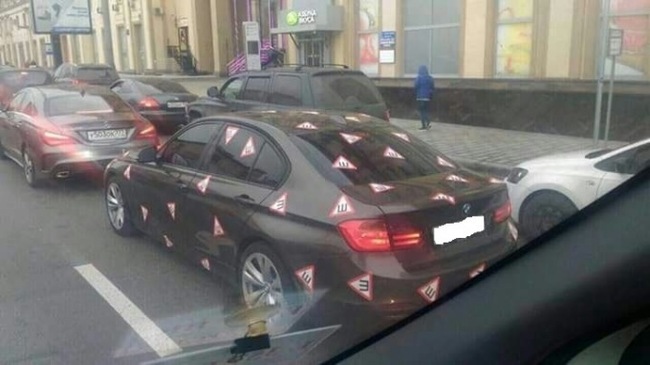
[{"xmin": 298, "ymin": 34, "xmax": 328, "ymax": 67}]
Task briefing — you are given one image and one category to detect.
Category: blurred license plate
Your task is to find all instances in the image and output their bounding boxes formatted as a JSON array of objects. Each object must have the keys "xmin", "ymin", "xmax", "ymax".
[
  {"xmin": 167, "ymin": 101, "xmax": 187, "ymax": 109},
  {"xmin": 87, "ymin": 129, "xmax": 127, "ymax": 141},
  {"xmin": 433, "ymin": 217, "xmax": 485, "ymax": 245}
]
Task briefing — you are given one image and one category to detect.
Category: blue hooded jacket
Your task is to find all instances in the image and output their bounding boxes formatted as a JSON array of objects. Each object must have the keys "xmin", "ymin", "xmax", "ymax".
[{"xmin": 414, "ymin": 65, "xmax": 435, "ymax": 101}]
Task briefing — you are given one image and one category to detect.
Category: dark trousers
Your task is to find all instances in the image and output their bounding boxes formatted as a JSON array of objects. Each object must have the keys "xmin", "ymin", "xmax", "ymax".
[{"xmin": 417, "ymin": 100, "xmax": 431, "ymax": 128}]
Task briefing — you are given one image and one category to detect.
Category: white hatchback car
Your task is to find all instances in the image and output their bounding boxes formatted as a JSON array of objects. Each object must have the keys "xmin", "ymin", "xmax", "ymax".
[{"xmin": 506, "ymin": 138, "xmax": 650, "ymax": 239}]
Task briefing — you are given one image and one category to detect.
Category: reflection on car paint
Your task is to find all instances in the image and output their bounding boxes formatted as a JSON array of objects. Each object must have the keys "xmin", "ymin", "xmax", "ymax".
[
  {"xmin": 167, "ymin": 202, "xmax": 176, "ymax": 220},
  {"xmin": 163, "ymin": 235, "xmax": 174, "ymax": 248},
  {"xmin": 392, "ymin": 132, "xmax": 410, "ymax": 142},
  {"xmin": 369, "ymin": 183, "xmax": 395, "ymax": 193},
  {"xmin": 140, "ymin": 205, "xmax": 149, "ymax": 222},
  {"xmin": 296, "ymin": 122, "xmax": 318, "ymax": 130},
  {"xmin": 431, "ymin": 193, "xmax": 456, "ymax": 205},
  {"xmin": 383, "ymin": 147, "xmax": 404, "ymax": 159},
  {"xmin": 340, "ymin": 132, "xmax": 363, "ymax": 144},
  {"xmin": 332, "ymin": 155, "xmax": 357, "ymax": 170},
  {"xmin": 123, "ymin": 164, "xmax": 132, "ymax": 180}
]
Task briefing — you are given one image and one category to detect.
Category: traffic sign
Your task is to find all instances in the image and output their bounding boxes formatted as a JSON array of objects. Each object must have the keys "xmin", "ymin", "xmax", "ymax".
[{"xmin": 608, "ymin": 29, "xmax": 624, "ymax": 57}]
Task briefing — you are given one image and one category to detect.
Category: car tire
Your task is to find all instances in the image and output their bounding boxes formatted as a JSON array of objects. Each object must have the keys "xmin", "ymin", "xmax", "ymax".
[
  {"xmin": 520, "ymin": 191, "xmax": 578, "ymax": 239},
  {"xmin": 22, "ymin": 149, "xmax": 42, "ymax": 188},
  {"xmin": 238, "ymin": 243, "xmax": 305, "ymax": 314},
  {"xmin": 105, "ymin": 177, "xmax": 137, "ymax": 237}
]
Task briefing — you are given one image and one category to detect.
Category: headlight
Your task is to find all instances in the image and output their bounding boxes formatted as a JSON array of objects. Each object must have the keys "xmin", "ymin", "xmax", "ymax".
[{"xmin": 507, "ymin": 168, "xmax": 528, "ymax": 184}]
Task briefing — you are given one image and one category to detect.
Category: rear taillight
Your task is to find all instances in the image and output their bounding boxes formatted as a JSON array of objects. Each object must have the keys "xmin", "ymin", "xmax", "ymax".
[
  {"xmin": 41, "ymin": 130, "xmax": 75, "ymax": 146},
  {"xmin": 338, "ymin": 218, "xmax": 423, "ymax": 252},
  {"xmin": 138, "ymin": 97, "xmax": 160, "ymax": 110},
  {"xmin": 493, "ymin": 200, "xmax": 512, "ymax": 223},
  {"xmin": 384, "ymin": 110, "xmax": 391, "ymax": 122}
]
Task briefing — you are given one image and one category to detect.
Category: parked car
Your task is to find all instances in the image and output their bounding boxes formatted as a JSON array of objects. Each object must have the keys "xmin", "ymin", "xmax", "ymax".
[
  {"xmin": 110, "ymin": 78, "xmax": 197, "ymax": 134},
  {"xmin": 506, "ymin": 138, "xmax": 650, "ymax": 239},
  {"xmin": 0, "ymin": 68, "xmax": 53, "ymax": 108},
  {"xmin": 0, "ymin": 84, "xmax": 158, "ymax": 187},
  {"xmin": 53, "ymin": 63, "xmax": 119, "ymax": 86},
  {"xmin": 104, "ymin": 110, "xmax": 517, "ymax": 316},
  {"xmin": 187, "ymin": 66, "xmax": 390, "ymax": 122}
]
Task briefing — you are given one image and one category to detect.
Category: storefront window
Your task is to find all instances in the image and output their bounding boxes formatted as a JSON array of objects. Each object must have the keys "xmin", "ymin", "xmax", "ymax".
[
  {"xmin": 609, "ymin": 0, "xmax": 650, "ymax": 79},
  {"xmin": 495, "ymin": 0, "xmax": 534, "ymax": 77},
  {"xmin": 359, "ymin": 0, "xmax": 380, "ymax": 76},
  {"xmin": 403, "ymin": 0, "xmax": 461, "ymax": 76}
]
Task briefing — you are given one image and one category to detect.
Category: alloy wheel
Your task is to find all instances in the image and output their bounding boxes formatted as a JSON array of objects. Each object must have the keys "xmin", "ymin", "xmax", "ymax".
[
  {"xmin": 106, "ymin": 182, "xmax": 126, "ymax": 230},
  {"xmin": 241, "ymin": 253, "xmax": 284, "ymax": 308}
]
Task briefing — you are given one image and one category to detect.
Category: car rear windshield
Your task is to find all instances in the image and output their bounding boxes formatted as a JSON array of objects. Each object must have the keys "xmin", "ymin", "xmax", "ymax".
[
  {"xmin": 45, "ymin": 93, "xmax": 132, "ymax": 116},
  {"xmin": 135, "ymin": 80, "xmax": 189, "ymax": 94},
  {"xmin": 77, "ymin": 68, "xmax": 119, "ymax": 81},
  {"xmin": 290, "ymin": 127, "xmax": 450, "ymax": 186},
  {"xmin": 0, "ymin": 71, "xmax": 51, "ymax": 91},
  {"xmin": 311, "ymin": 72, "xmax": 383, "ymax": 108}
]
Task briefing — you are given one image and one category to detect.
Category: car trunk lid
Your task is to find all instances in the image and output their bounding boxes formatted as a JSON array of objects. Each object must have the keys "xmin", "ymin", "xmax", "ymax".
[{"xmin": 49, "ymin": 112, "xmax": 138, "ymax": 145}]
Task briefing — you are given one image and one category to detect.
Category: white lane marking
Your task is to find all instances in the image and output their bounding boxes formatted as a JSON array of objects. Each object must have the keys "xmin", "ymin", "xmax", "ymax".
[{"xmin": 74, "ymin": 264, "xmax": 182, "ymax": 357}]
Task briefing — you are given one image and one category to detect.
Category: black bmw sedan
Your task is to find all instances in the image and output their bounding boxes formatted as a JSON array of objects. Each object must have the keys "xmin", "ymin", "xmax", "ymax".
[{"xmin": 103, "ymin": 111, "xmax": 517, "ymax": 317}]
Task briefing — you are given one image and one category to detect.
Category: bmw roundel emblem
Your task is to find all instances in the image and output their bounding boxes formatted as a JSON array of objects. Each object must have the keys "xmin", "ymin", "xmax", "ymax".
[{"xmin": 463, "ymin": 203, "xmax": 472, "ymax": 216}]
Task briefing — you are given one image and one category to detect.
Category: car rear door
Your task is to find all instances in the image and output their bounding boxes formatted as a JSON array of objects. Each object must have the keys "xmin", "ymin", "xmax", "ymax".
[
  {"xmin": 184, "ymin": 123, "xmax": 288, "ymax": 274},
  {"xmin": 237, "ymin": 75, "xmax": 272, "ymax": 111},
  {"xmin": 268, "ymin": 74, "xmax": 305, "ymax": 108},
  {"xmin": 129, "ymin": 122, "xmax": 222, "ymax": 250}
]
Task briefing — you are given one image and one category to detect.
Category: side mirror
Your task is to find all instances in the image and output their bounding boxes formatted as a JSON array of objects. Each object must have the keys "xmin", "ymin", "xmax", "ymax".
[
  {"xmin": 207, "ymin": 86, "xmax": 221, "ymax": 98},
  {"xmin": 137, "ymin": 145, "xmax": 158, "ymax": 163}
]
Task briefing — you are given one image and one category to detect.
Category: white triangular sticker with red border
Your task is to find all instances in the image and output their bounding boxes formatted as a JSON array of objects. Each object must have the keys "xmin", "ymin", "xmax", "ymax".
[
  {"xmin": 369, "ymin": 183, "xmax": 395, "ymax": 193},
  {"xmin": 295, "ymin": 265, "xmax": 315, "ymax": 293},
  {"xmin": 340, "ymin": 133, "xmax": 362, "ymax": 144},
  {"xmin": 140, "ymin": 205, "xmax": 148, "ymax": 222},
  {"xmin": 296, "ymin": 122, "xmax": 318, "ymax": 130},
  {"xmin": 469, "ymin": 263, "xmax": 486, "ymax": 279},
  {"xmin": 437, "ymin": 156, "xmax": 456, "ymax": 168},
  {"xmin": 196, "ymin": 176, "xmax": 210, "ymax": 194},
  {"xmin": 383, "ymin": 147, "xmax": 404, "ymax": 160},
  {"xmin": 200, "ymin": 258, "xmax": 211, "ymax": 271},
  {"xmin": 224, "ymin": 126, "xmax": 239, "ymax": 145},
  {"xmin": 417, "ymin": 277, "xmax": 441, "ymax": 303},
  {"xmin": 213, "ymin": 216, "xmax": 225, "ymax": 237},
  {"xmin": 348, "ymin": 273, "xmax": 373, "ymax": 301},
  {"xmin": 270, "ymin": 193, "xmax": 288, "ymax": 215},
  {"xmin": 446, "ymin": 174, "xmax": 469, "ymax": 183},
  {"xmin": 330, "ymin": 195, "xmax": 355, "ymax": 217},
  {"xmin": 431, "ymin": 193, "xmax": 456, "ymax": 205},
  {"xmin": 332, "ymin": 156, "xmax": 357, "ymax": 170},
  {"xmin": 123, "ymin": 165, "xmax": 132, "ymax": 180},
  {"xmin": 392, "ymin": 132, "xmax": 410, "ymax": 142},
  {"xmin": 240, "ymin": 137, "xmax": 256, "ymax": 158},
  {"xmin": 167, "ymin": 202, "xmax": 176, "ymax": 220},
  {"xmin": 163, "ymin": 235, "xmax": 174, "ymax": 248},
  {"xmin": 508, "ymin": 221, "xmax": 519, "ymax": 241}
]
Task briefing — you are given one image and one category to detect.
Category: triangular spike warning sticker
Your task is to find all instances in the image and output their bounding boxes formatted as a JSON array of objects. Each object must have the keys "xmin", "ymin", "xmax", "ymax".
[
  {"xmin": 469, "ymin": 263, "xmax": 486, "ymax": 279},
  {"xmin": 369, "ymin": 183, "xmax": 395, "ymax": 193},
  {"xmin": 392, "ymin": 132, "xmax": 410, "ymax": 142},
  {"xmin": 340, "ymin": 133, "xmax": 362, "ymax": 144},
  {"xmin": 446, "ymin": 174, "xmax": 469, "ymax": 183},
  {"xmin": 417, "ymin": 277, "xmax": 441, "ymax": 303},
  {"xmin": 348, "ymin": 273, "xmax": 373, "ymax": 301},
  {"xmin": 196, "ymin": 176, "xmax": 210, "ymax": 194},
  {"xmin": 200, "ymin": 258, "xmax": 211, "ymax": 271},
  {"xmin": 437, "ymin": 156, "xmax": 456, "ymax": 168},
  {"xmin": 163, "ymin": 235, "xmax": 174, "ymax": 248},
  {"xmin": 213, "ymin": 216, "xmax": 225, "ymax": 237},
  {"xmin": 330, "ymin": 195, "xmax": 355, "ymax": 217},
  {"xmin": 123, "ymin": 165, "xmax": 132, "ymax": 180},
  {"xmin": 431, "ymin": 193, "xmax": 456, "ymax": 205},
  {"xmin": 240, "ymin": 137, "xmax": 256, "ymax": 158},
  {"xmin": 140, "ymin": 205, "xmax": 148, "ymax": 222},
  {"xmin": 296, "ymin": 122, "xmax": 318, "ymax": 130},
  {"xmin": 270, "ymin": 193, "xmax": 288, "ymax": 215},
  {"xmin": 295, "ymin": 265, "xmax": 315, "ymax": 293},
  {"xmin": 332, "ymin": 156, "xmax": 357, "ymax": 170},
  {"xmin": 224, "ymin": 126, "xmax": 239, "ymax": 145},
  {"xmin": 383, "ymin": 147, "xmax": 404, "ymax": 159},
  {"xmin": 167, "ymin": 202, "xmax": 176, "ymax": 220}
]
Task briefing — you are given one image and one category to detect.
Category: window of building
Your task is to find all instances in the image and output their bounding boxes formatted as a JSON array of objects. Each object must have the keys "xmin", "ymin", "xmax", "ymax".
[
  {"xmin": 495, "ymin": 0, "xmax": 534, "ymax": 77},
  {"xmin": 608, "ymin": 0, "xmax": 650, "ymax": 79},
  {"xmin": 403, "ymin": 0, "xmax": 461, "ymax": 76}
]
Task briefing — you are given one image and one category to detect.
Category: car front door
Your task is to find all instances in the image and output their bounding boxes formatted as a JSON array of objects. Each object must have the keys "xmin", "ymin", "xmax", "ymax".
[
  {"xmin": 212, "ymin": 77, "xmax": 245, "ymax": 113},
  {"xmin": 184, "ymin": 123, "xmax": 288, "ymax": 275},
  {"xmin": 128, "ymin": 122, "xmax": 223, "ymax": 250}
]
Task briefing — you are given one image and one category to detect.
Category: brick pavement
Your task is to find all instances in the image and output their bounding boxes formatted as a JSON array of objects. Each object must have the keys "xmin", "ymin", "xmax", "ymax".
[{"xmin": 390, "ymin": 118, "xmax": 627, "ymax": 177}]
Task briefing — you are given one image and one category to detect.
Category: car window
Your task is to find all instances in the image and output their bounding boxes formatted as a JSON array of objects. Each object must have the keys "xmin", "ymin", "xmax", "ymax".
[
  {"xmin": 311, "ymin": 73, "xmax": 383, "ymax": 107},
  {"xmin": 270, "ymin": 75, "xmax": 303, "ymax": 106},
  {"xmin": 291, "ymin": 127, "xmax": 448, "ymax": 186},
  {"xmin": 248, "ymin": 142, "xmax": 286, "ymax": 187},
  {"xmin": 134, "ymin": 80, "xmax": 188, "ymax": 94},
  {"xmin": 111, "ymin": 81, "xmax": 134, "ymax": 94},
  {"xmin": 241, "ymin": 77, "xmax": 270, "ymax": 102},
  {"xmin": 206, "ymin": 125, "xmax": 262, "ymax": 181},
  {"xmin": 76, "ymin": 67, "xmax": 119, "ymax": 82},
  {"xmin": 220, "ymin": 78, "xmax": 243, "ymax": 100},
  {"xmin": 45, "ymin": 93, "xmax": 132, "ymax": 116},
  {"xmin": 161, "ymin": 123, "xmax": 221, "ymax": 168},
  {"xmin": 596, "ymin": 144, "xmax": 650, "ymax": 174}
]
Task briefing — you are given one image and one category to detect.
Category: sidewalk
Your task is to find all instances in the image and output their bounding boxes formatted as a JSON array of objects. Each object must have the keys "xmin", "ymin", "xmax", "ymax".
[{"xmin": 390, "ymin": 118, "xmax": 626, "ymax": 177}]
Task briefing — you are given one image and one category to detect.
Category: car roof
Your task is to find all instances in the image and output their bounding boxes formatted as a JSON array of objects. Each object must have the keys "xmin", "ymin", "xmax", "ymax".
[
  {"xmin": 26, "ymin": 84, "xmax": 115, "ymax": 97},
  {"xmin": 240, "ymin": 66, "xmax": 365, "ymax": 77},
  {"xmin": 119, "ymin": 77, "xmax": 181, "ymax": 84},
  {"xmin": 62, "ymin": 63, "xmax": 114, "ymax": 69}
]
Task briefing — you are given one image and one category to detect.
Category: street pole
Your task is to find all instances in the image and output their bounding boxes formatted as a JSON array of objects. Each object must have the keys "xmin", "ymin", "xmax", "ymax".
[
  {"xmin": 604, "ymin": 54, "xmax": 616, "ymax": 146},
  {"xmin": 101, "ymin": 0, "xmax": 115, "ymax": 67},
  {"xmin": 593, "ymin": 0, "xmax": 610, "ymax": 146}
]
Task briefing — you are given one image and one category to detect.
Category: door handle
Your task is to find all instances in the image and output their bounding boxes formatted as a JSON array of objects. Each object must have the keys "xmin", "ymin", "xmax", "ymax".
[{"xmin": 235, "ymin": 194, "xmax": 255, "ymax": 203}]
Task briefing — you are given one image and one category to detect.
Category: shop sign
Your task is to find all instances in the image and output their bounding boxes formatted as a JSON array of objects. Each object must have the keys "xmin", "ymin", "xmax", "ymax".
[{"xmin": 286, "ymin": 9, "xmax": 318, "ymax": 26}]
